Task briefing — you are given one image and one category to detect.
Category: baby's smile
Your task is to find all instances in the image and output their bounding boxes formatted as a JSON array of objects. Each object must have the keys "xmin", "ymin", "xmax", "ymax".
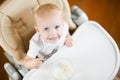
[{"xmin": 47, "ymin": 36, "xmax": 59, "ymax": 43}]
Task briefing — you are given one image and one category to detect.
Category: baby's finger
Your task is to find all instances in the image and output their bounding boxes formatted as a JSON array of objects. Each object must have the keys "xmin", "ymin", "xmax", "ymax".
[
  {"xmin": 66, "ymin": 38, "xmax": 72, "ymax": 46},
  {"xmin": 65, "ymin": 40, "xmax": 72, "ymax": 47},
  {"xmin": 36, "ymin": 58, "xmax": 44, "ymax": 61},
  {"xmin": 69, "ymin": 37, "xmax": 73, "ymax": 46},
  {"xmin": 34, "ymin": 64, "xmax": 40, "ymax": 69},
  {"xmin": 36, "ymin": 58, "xmax": 45, "ymax": 64},
  {"xmin": 68, "ymin": 36, "xmax": 72, "ymax": 42}
]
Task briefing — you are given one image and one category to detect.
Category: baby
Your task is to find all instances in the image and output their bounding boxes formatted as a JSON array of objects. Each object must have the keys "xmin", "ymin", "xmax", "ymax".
[{"xmin": 23, "ymin": 3, "xmax": 72, "ymax": 69}]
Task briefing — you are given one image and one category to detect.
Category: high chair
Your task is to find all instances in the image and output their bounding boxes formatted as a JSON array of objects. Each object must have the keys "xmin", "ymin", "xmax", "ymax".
[
  {"xmin": 23, "ymin": 21, "xmax": 120, "ymax": 80},
  {"xmin": 0, "ymin": 0, "xmax": 119, "ymax": 80},
  {"xmin": 0, "ymin": 0, "xmax": 88, "ymax": 80}
]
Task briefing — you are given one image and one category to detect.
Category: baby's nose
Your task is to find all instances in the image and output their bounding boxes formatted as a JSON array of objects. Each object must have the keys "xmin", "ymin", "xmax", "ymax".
[{"xmin": 50, "ymin": 29, "xmax": 57, "ymax": 35}]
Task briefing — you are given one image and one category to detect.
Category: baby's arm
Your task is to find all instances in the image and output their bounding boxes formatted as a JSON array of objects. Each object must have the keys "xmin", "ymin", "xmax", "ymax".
[
  {"xmin": 23, "ymin": 55, "xmax": 44, "ymax": 69},
  {"xmin": 64, "ymin": 32, "xmax": 72, "ymax": 47},
  {"xmin": 24, "ymin": 33, "xmax": 44, "ymax": 69}
]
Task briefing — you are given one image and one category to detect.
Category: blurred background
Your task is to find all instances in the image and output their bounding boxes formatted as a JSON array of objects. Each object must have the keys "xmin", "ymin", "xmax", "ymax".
[{"xmin": 0, "ymin": 0, "xmax": 120, "ymax": 79}]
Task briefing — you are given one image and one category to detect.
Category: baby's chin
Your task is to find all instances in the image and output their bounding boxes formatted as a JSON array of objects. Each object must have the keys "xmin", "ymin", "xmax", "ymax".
[{"xmin": 47, "ymin": 39, "xmax": 59, "ymax": 44}]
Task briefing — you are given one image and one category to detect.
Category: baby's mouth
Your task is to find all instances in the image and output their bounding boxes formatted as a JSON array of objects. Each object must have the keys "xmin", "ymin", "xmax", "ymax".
[{"xmin": 48, "ymin": 37, "xmax": 58, "ymax": 41}]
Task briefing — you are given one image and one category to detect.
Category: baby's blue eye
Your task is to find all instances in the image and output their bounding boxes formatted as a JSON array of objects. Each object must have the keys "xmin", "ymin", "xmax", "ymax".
[
  {"xmin": 44, "ymin": 27, "xmax": 49, "ymax": 31},
  {"xmin": 55, "ymin": 25, "xmax": 60, "ymax": 29}
]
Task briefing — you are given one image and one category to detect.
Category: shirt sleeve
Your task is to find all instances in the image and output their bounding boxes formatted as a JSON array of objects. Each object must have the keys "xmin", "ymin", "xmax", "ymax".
[{"xmin": 27, "ymin": 33, "xmax": 41, "ymax": 58}]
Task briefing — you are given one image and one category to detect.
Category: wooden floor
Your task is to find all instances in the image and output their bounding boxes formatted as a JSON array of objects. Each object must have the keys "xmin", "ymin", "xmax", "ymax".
[
  {"xmin": 0, "ymin": 0, "xmax": 120, "ymax": 79},
  {"xmin": 0, "ymin": 48, "xmax": 8, "ymax": 80}
]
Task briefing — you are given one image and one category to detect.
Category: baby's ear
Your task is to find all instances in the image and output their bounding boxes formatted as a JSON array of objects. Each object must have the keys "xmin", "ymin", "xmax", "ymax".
[{"xmin": 34, "ymin": 26, "xmax": 39, "ymax": 32}]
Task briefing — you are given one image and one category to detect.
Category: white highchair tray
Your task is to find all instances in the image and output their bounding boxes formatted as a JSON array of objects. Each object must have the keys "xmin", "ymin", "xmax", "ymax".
[{"xmin": 23, "ymin": 21, "xmax": 119, "ymax": 80}]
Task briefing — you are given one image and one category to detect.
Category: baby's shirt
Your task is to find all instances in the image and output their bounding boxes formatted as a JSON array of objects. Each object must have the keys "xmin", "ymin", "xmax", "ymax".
[{"xmin": 27, "ymin": 22, "xmax": 69, "ymax": 58}]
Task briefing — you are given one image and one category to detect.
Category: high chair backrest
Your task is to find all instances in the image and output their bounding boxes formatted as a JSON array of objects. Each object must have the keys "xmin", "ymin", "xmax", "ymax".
[{"xmin": 0, "ymin": 0, "xmax": 72, "ymax": 65}]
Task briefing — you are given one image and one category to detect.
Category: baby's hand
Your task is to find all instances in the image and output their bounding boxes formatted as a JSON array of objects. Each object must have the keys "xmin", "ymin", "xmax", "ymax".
[
  {"xmin": 30, "ymin": 58, "xmax": 43, "ymax": 69},
  {"xmin": 24, "ymin": 57, "xmax": 44, "ymax": 69},
  {"xmin": 64, "ymin": 34, "xmax": 72, "ymax": 47}
]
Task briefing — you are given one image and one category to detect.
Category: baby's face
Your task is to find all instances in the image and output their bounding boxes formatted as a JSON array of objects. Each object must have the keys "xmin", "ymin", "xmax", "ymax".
[{"xmin": 35, "ymin": 11, "xmax": 64, "ymax": 44}]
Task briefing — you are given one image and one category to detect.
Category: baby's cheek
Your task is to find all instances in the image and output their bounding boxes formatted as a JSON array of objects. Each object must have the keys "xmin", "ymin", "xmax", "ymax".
[
  {"xmin": 41, "ymin": 34, "xmax": 47, "ymax": 40},
  {"xmin": 58, "ymin": 29, "xmax": 63, "ymax": 35},
  {"xmin": 58, "ymin": 32, "xmax": 62, "ymax": 38}
]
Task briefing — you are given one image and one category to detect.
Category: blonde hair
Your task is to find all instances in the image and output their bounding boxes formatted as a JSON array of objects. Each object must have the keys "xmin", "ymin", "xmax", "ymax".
[{"xmin": 35, "ymin": 3, "xmax": 62, "ymax": 17}]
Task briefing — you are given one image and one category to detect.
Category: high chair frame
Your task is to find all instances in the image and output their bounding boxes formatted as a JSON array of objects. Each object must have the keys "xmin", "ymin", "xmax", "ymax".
[{"xmin": 0, "ymin": 0, "xmax": 88, "ymax": 79}]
